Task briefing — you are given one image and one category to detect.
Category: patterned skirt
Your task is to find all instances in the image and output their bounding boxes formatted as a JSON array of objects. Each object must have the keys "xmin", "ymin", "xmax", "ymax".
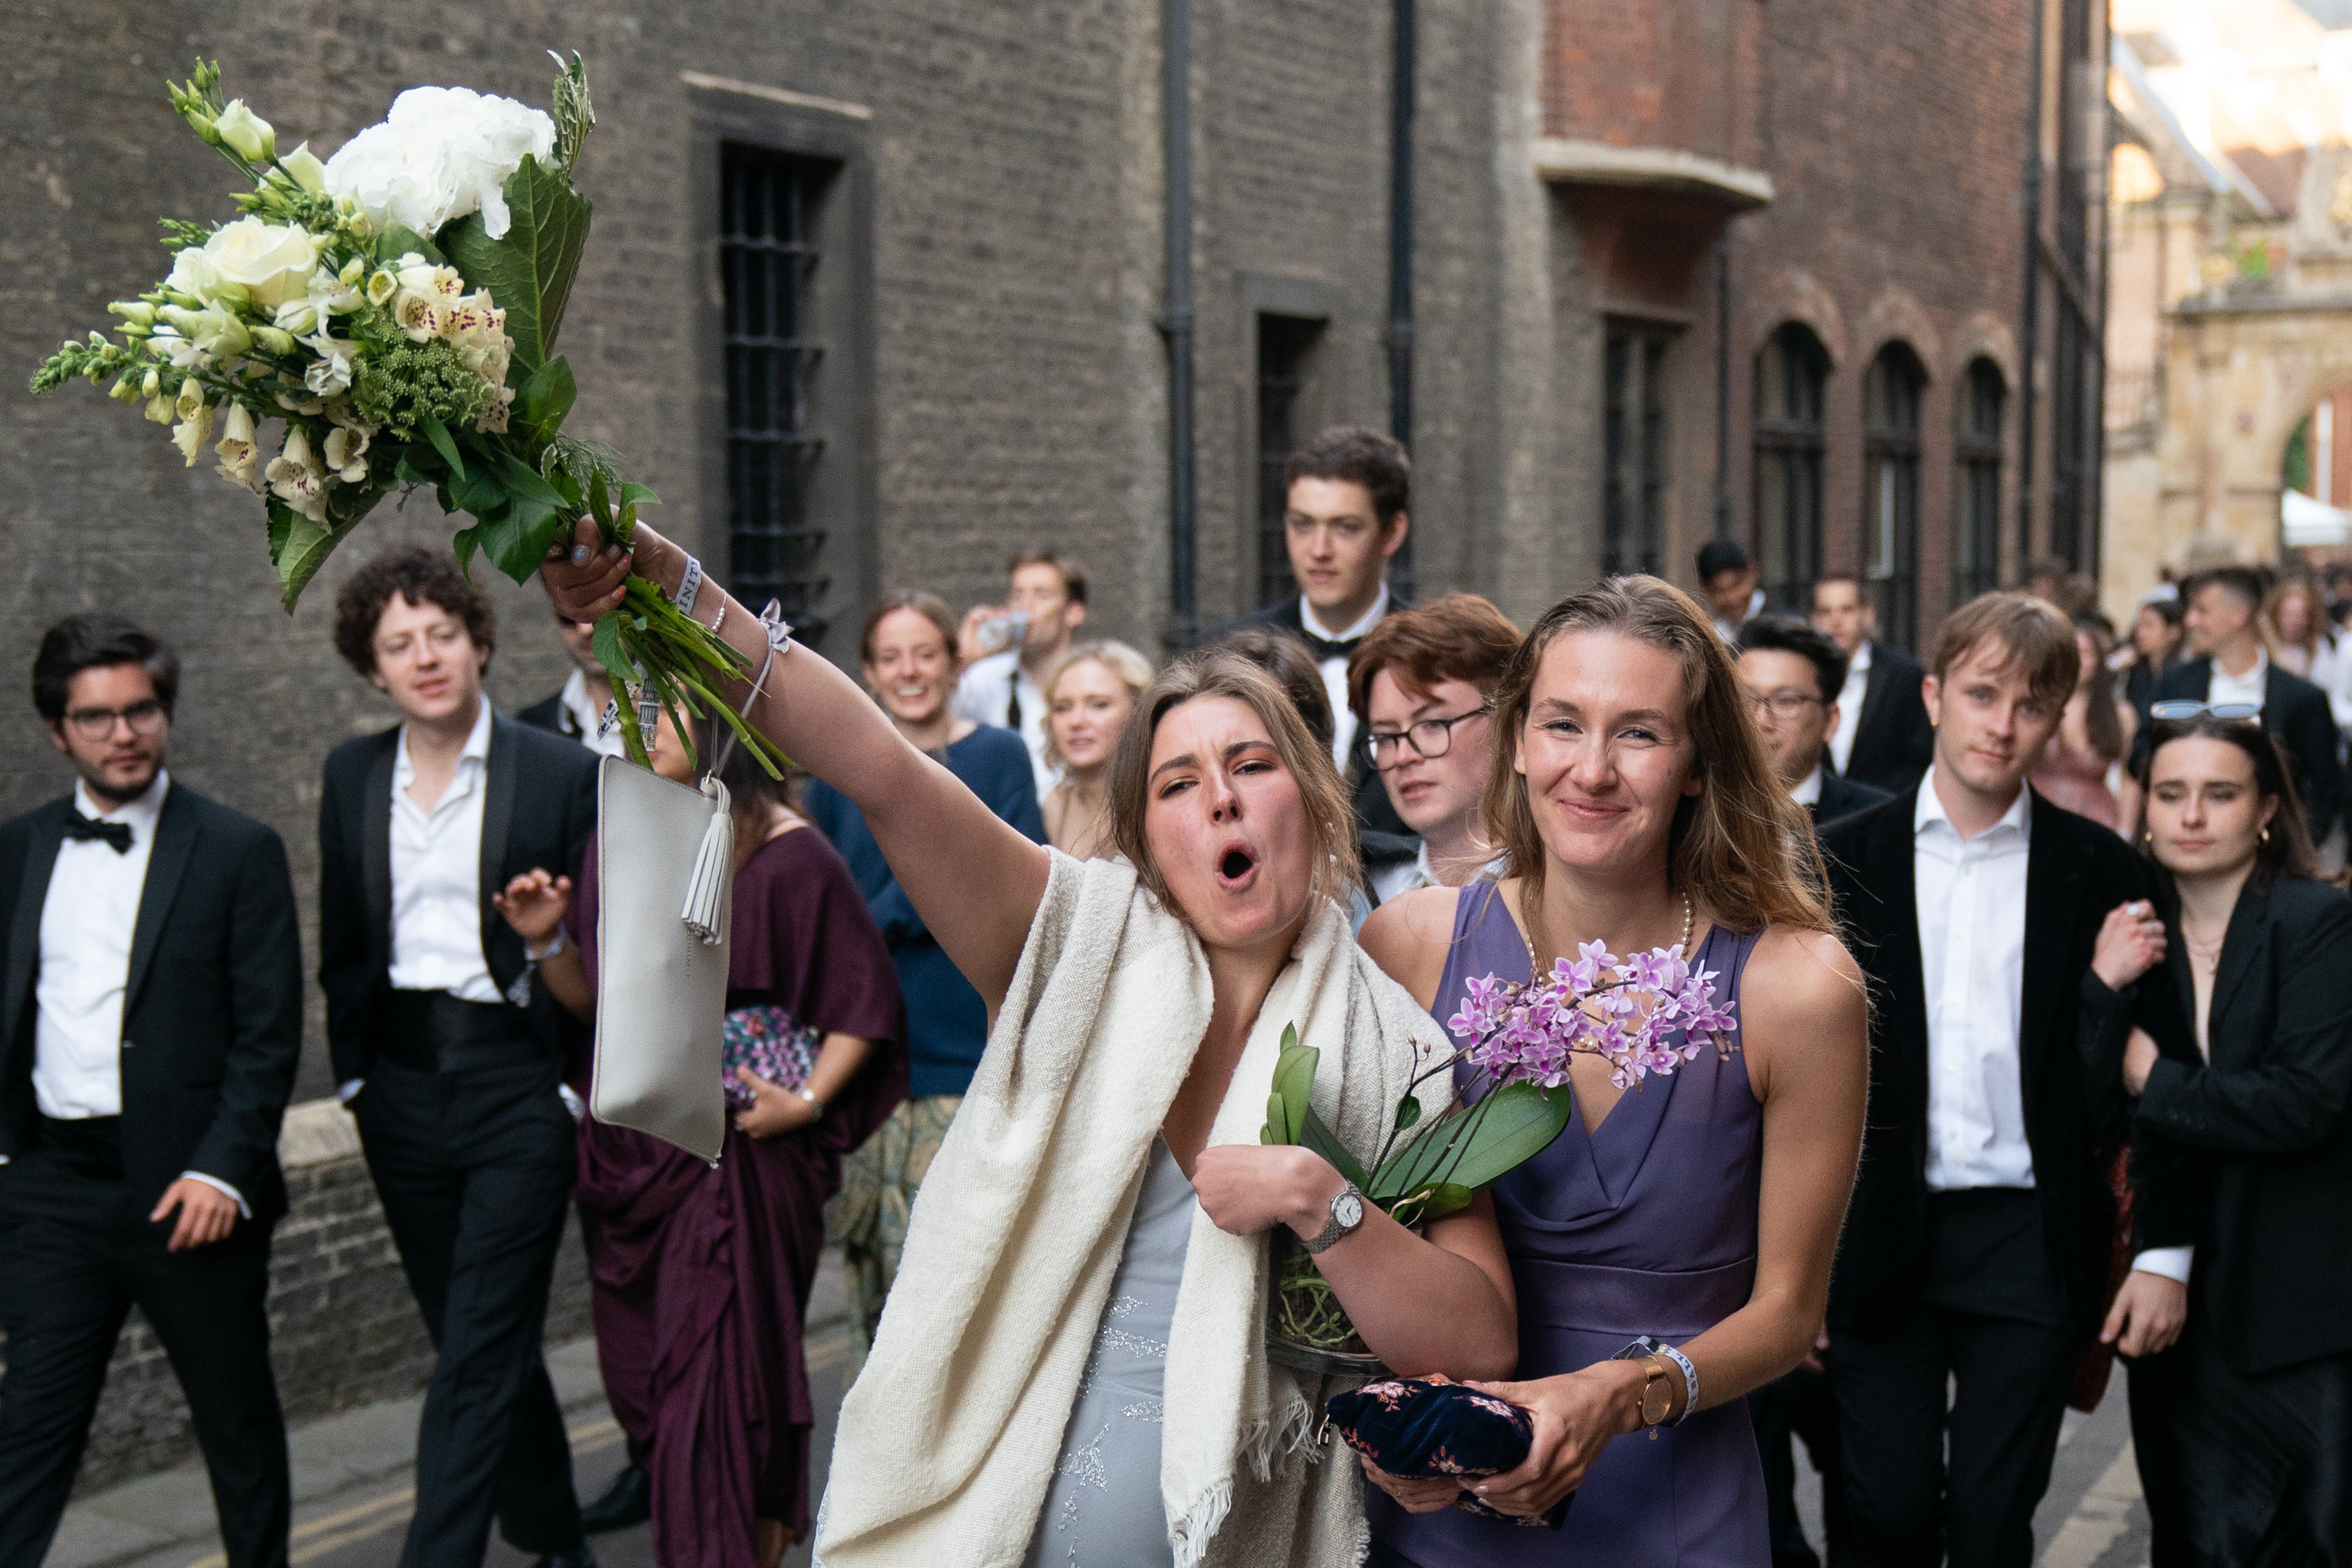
[{"xmin": 825, "ymin": 1092, "xmax": 964, "ymax": 1357}]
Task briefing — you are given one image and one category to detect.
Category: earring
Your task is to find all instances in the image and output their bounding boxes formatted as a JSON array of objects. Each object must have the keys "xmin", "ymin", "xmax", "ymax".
[{"xmin": 2261, "ymin": 826, "xmax": 2271, "ymax": 844}]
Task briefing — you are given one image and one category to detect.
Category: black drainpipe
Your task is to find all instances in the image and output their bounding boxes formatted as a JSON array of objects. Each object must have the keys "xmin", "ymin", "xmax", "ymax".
[
  {"xmin": 1714, "ymin": 233, "xmax": 1732, "ymax": 538},
  {"xmin": 2016, "ymin": 0, "xmax": 2046, "ymax": 577},
  {"xmin": 1387, "ymin": 0, "xmax": 1417, "ymax": 596},
  {"xmin": 1160, "ymin": 0, "xmax": 1199, "ymax": 651}
]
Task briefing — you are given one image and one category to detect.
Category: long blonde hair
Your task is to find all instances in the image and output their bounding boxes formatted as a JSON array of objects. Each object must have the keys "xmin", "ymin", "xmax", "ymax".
[
  {"xmin": 1106, "ymin": 649, "xmax": 1362, "ymax": 915},
  {"xmin": 1482, "ymin": 576, "xmax": 1833, "ymax": 961},
  {"xmin": 1039, "ymin": 639, "xmax": 1155, "ymax": 770}
]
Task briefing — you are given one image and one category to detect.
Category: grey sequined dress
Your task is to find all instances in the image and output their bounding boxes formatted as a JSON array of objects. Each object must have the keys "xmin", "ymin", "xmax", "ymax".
[{"xmin": 1022, "ymin": 1138, "xmax": 1198, "ymax": 1567}]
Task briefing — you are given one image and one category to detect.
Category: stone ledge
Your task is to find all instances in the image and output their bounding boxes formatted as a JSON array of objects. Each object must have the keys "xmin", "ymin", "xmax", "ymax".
[{"xmin": 1532, "ymin": 138, "xmax": 1775, "ymax": 210}]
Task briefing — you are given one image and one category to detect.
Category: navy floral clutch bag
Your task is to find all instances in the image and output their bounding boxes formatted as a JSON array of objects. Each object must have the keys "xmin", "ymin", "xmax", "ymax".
[
  {"xmin": 721, "ymin": 1005, "xmax": 820, "ymax": 1109},
  {"xmin": 1327, "ymin": 1376, "xmax": 1573, "ymax": 1529}
]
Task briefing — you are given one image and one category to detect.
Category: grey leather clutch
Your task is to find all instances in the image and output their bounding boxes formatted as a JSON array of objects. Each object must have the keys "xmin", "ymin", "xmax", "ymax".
[{"xmin": 589, "ymin": 756, "xmax": 730, "ymax": 1163}]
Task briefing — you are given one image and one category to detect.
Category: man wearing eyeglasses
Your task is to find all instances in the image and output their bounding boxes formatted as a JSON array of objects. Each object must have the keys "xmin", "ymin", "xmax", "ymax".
[
  {"xmin": 2127, "ymin": 566, "xmax": 2344, "ymax": 846},
  {"xmin": 0, "ymin": 613, "xmax": 301, "ymax": 1568},
  {"xmin": 1737, "ymin": 614, "xmax": 1891, "ymax": 829},
  {"xmin": 1345, "ymin": 594, "xmax": 1520, "ymax": 906}
]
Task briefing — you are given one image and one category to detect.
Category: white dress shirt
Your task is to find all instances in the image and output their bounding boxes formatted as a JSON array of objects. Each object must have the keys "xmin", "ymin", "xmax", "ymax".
[
  {"xmin": 1305, "ymin": 585, "xmax": 1390, "ymax": 773},
  {"xmin": 953, "ymin": 649, "xmax": 1056, "ymax": 797},
  {"xmin": 557, "ymin": 668, "xmax": 627, "ymax": 758},
  {"xmin": 1830, "ymin": 640, "xmax": 1872, "ymax": 775},
  {"xmin": 1914, "ymin": 775, "xmax": 2036, "ymax": 1191},
  {"xmin": 1790, "ymin": 766, "xmax": 1825, "ymax": 808},
  {"xmin": 2208, "ymin": 645, "xmax": 2268, "ymax": 712},
  {"xmin": 1710, "ymin": 588, "xmax": 1767, "ymax": 645},
  {"xmin": 30, "ymin": 772, "xmax": 245, "ymax": 1212},
  {"xmin": 388, "ymin": 699, "xmax": 501, "ymax": 1003}
]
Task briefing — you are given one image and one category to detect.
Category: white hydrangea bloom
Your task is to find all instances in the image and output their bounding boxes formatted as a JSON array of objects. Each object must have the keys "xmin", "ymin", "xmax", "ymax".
[{"xmin": 323, "ymin": 87, "xmax": 556, "ymax": 240}]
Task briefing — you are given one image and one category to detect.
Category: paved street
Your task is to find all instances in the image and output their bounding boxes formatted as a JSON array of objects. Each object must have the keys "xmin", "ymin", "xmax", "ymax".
[{"xmin": 54, "ymin": 1253, "xmax": 2150, "ymax": 1568}]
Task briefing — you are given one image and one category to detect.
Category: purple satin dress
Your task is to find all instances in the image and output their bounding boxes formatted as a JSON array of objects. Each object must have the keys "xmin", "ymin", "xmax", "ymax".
[{"xmin": 1367, "ymin": 884, "xmax": 1770, "ymax": 1568}]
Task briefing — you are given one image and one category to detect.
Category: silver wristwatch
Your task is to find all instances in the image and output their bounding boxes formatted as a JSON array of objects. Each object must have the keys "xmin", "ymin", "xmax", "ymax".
[{"xmin": 1302, "ymin": 1181, "xmax": 1367, "ymax": 1255}]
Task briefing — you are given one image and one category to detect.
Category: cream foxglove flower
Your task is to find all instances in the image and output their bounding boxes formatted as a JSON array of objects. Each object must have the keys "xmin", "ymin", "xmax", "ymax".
[
  {"xmin": 175, "ymin": 380, "xmax": 207, "ymax": 420},
  {"xmin": 200, "ymin": 218, "xmax": 320, "ymax": 311},
  {"xmin": 322, "ymin": 86, "xmax": 554, "ymax": 240},
  {"xmin": 322, "ymin": 424, "xmax": 371, "ymax": 483},
  {"xmin": 392, "ymin": 290, "xmax": 444, "ymax": 343},
  {"xmin": 170, "ymin": 403, "xmax": 215, "ymax": 466},
  {"xmin": 266, "ymin": 428, "xmax": 329, "ymax": 522}
]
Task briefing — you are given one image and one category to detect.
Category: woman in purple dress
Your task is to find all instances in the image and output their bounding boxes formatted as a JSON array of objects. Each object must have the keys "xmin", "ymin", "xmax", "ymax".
[
  {"xmin": 499, "ymin": 735, "xmax": 906, "ymax": 1568},
  {"xmin": 1356, "ymin": 576, "xmax": 1868, "ymax": 1566}
]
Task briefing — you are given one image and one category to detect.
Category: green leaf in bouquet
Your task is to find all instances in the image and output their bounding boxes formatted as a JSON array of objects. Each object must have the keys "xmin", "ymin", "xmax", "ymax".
[
  {"xmin": 1295, "ymin": 1104, "xmax": 1369, "ymax": 1192},
  {"xmin": 374, "ymin": 225, "xmax": 447, "ymax": 268},
  {"xmin": 513, "ymin": 356, "xmax": 577, "ymax": 447},
  {"xmin": 1368, "ymin": 1082, "xmax": 1574, "ymax": 1204},
  {"xmin": 439, "ymin": 154, "xmax": 592, "ymax": 375},
  {"xmin": 270, "ymin": 503, "xmax": 367, "ymax": 611},
  {"xmin": 586, "ymin": 466, "xmax": 612, "ymax": 536},
  {"xmin": 1394, "ymin": 1096, "xmax": 1422, "ymax": 1133},
  {"xmin": 394, "ymin": 444, "xmax": 444, "ymax": 489},
  {"xmin": 1266, "ymin": 1034, "xmax": 1316, "ymax": 1147},
  {"xmin": 447, "ymin": 461, "xmax": 507, "ymax": 517},
  {"xmin": 589, "ymin": 611, "xmax": 642, "ymax": 685},
  {"xmin": 416, "ymin": 414, "xmax": 467, "ymax": 482},
  {"xmin": 452, "ymin": 522, "xmax": 481, "ymax": 578}
]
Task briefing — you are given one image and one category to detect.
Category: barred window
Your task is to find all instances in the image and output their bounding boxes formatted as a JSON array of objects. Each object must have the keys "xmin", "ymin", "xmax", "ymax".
[
  {"xmin": 1603, "ymin": 319, "xmax": 1675, "ymax": 578},
  {"xmin": 720, "ymin": 145, "xmax": 836, "ymax": 645},
  {"xmin": 1755, "ymin": 324, "xmax": 1829, "ymax": 611},
  {"xmin": 1863, "ymin": 342, "xmax": 1925, "ymax": 652},
  {"xmin": 1954, "ymin": 358, "xmax": 2005, "ymax": 605},
  {"xmin": 1256, "ymin": 314, "xmax": 1325, "ymax": 609}
]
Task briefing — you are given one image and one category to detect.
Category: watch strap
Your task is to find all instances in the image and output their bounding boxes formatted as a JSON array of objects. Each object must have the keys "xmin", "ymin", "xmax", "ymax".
[{"xmin": 1301, "ymin": 1181, "xmax": 1364, "ymax": 1255}]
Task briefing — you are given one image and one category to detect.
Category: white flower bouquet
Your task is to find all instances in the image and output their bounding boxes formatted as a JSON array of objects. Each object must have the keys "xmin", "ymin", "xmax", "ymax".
[{"xmin": 33, "ymin": 56, "xmax": 779, "ymax": 772}]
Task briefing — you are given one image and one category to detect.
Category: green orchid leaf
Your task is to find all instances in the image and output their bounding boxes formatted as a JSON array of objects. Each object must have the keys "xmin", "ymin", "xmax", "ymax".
[
  {"xmin": 438, "ymin": 154, "xmax": 593, "ymax": 375},
  {"xmin": 374, "ymin": 224, "xmax": 446, "ymax": 268},
  {"xmin": 1394, "ymin": 1096, "xmax": 1422, "ymax": 1133},
  {"xmin": 1369, "ymin": 1083, "xmax": 1574, "ymax": 1203},
  {"xmin": 416, "ymin": 413, "xmax": 466, "ymax": 482},
  {"xmin": 1267, "ymin": 1038, "xmax": 1318, "ymax": 1148},
  {"xmin": 513, "ymin": 355, "xmax": 578, "ymax": 446},
  {"xmin": 1295, "ymin": 1105, "xmax": 1369, "ymax": 1192}
]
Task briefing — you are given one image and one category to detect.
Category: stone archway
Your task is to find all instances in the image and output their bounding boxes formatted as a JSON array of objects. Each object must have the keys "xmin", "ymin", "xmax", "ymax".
[{"xmin": 2147, "ymin": 294, "xmax": 2352, "ymax": 574}]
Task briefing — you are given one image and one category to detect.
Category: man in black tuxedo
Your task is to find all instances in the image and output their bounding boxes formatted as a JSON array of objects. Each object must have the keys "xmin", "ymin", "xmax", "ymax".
[
  {"xmin": 1215, "ymin": 425, "xmax": 1413, "ymax": 836},
  {"xmin": 320, "ymin": 548, "xmax": 599, "ymax": 1568},
  {"xmin": 1812, "ymin": 572, "xmax": 1935, "ymax": 795},
  {"xmin": 1738, "ymin": 613, "xmax": 1892, "ymax": 833},
  {"xmin": 518, "ymin": 612, "xmax": 624, "ymax": 759},
  {"xmin": 2127, "ymin": 565, "xmax": 2344, "ymax": 844},
  {"xmin": 1819, "ymin": 593, "xmax": 2153, "ymax": 1568},
  {"xmin": 0, "ymin": 614, "xmax": 300, "ymax": 1568}
]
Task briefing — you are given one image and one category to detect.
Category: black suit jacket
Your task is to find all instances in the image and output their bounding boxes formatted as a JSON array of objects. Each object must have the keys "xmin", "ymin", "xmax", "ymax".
[
  {"xmin": 0, "ymin": 786, "xmax": 302, "ymax": 1221},
  {"xmin": 1809, "ymin": 771, "xmax": 1891, "ymax": 829},
  {"xmin": 1214, "ymin": 593, "xmax": 1413, "ymax": 838},
  {"xmin": 2139, "ymin": 659, "xmax": 2344, "ymax": 840},
  {"xmin": 318, "ymin": 711, "xmax": 599, "ymax": 1085},
  {"xmin": 516, "ymin": 689, "xmax": 588, "ymax": 743},
  {"xmin": 1820, "ymin": 786, "xmax": 2150, "ymax": 1337},
  {"xmin": 1840, "ymin": 641, "xmax": 1936, "ymax": 795},
  {"xmin": 2083, "ymin": 878, "xmax": 2352, "ymax": 1374}
]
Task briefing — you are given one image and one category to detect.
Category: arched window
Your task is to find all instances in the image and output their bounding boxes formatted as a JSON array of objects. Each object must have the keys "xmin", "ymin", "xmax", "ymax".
[
  {"xmin": 1755, "ymin": 324, "xmax": 1828, "ymax": 610},
  {"xmin": 1953, "ymin": 358, "xmax": 2005, "ymax": 605},
  {"xmin": 1863, "ymin": 342, "xmax": 1925, "ymax": 651}
]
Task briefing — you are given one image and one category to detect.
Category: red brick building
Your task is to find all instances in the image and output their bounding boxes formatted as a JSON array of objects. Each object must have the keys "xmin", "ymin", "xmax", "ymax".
[{"xmin": 1504, "ymin": 0, "xmax": 2110, "ymax": 654}]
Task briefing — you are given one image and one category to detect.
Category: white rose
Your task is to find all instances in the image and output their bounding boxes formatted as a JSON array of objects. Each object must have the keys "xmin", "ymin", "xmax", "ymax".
[
  {"xmin": 214, "ymin": 100, "xmax": 276, "ymax": 164},
  {"xmin": 201, "ymin": 218, "xmax": 321, "ymax": 311},
  {"xmin": 280, "ymin": 141, "xmax": 328, "ymax": 194},
  {"xmin": 165, "ymin": 247, "xmax": 217, "ymax": 304},
  {"xmin": 322, "ymin": 86, "xmax": 555, "ymax": 240}
]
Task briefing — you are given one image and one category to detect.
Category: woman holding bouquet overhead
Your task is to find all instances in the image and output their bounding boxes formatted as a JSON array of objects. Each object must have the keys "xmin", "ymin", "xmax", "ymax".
[
  {"xmin": 1354, "ymin": 577, "xmax": 1868, "ymax": 1566},
  {"xmin": 540, "ymin": 520, "xmax": 1518, "ymax": 1568}
]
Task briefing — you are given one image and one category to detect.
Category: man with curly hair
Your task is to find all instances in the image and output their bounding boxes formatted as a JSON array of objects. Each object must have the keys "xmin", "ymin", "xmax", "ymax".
[{"xmin": 318, "ymin": 545, "xmax": 600, "ymax": 1568}]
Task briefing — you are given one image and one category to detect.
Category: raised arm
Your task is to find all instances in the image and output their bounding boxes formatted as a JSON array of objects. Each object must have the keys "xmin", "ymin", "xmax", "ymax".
[{"xmin": 543, "ymin": 518, "xmax": 1049, "ymax": 1011}]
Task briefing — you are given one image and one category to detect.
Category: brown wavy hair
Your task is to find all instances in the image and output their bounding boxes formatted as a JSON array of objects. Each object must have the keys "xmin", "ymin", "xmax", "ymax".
[
  {"xmin": 1482, "ymin": 575, "xmax": 1833, "ymax": 960},
  {"xmin": 1107, "ymin": 649, "xmax": 1361, "ymax": 918}
]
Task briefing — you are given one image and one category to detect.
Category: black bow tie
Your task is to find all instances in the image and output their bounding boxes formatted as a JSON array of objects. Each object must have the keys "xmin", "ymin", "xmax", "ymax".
[
  {"xmin": 1296, "ymin": 629, "xmax": 1361, "ymax": 663},
  {"xmin": 63, "ymin": 812, "xmax": 134, "ymax": 854}
]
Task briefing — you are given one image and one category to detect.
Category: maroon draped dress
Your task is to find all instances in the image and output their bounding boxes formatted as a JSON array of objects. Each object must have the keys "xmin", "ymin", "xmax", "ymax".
[{"xmin": 562, "ymin": 826, "xmax": 906, "ymax": 1564}]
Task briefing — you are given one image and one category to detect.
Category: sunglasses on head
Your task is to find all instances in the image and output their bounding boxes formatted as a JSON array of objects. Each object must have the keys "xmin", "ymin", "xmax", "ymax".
[{"xmin": 2148, "ymin": 700, "xmax": 2261, "ymax": 722}]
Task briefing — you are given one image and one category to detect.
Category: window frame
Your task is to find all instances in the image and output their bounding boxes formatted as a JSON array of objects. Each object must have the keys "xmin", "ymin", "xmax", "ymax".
[
  {"xmin": 1603, "ymin": 318, "xmax": 1677, "ymax": 579},
  {"xmin": 1952, "ymin": 358, "xmax": 2006, "ymax": 606},
  {"xmin": 1862, "ymin": 341, "xmax": 1926, "ymax": 652},
  {"xmin": 1754, "ymin": 323, "xmax": 1830, "ymax": 613}
]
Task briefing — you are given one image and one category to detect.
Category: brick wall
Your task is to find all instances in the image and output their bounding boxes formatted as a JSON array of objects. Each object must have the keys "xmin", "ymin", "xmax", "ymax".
[{"xmin": 49, "ymin": 1100, "xmax": 592, "ymax": 1495}]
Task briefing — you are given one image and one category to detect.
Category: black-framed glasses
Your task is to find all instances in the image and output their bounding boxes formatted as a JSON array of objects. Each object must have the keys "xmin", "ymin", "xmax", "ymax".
[
  {"xmin": 1368, "ymin": 709, "xmax": 1487, "ymax": 770},
  {"xmin": 62, "ymin": 699, "xmax": 168, "ymax": 741},
  {"xmin": 2149, "ymin": 700, "xmax": 2261, "ymax": 722},
  {"xmin": 1741, "ymin": 687, "xmax": 1827, "ymax": 721}
]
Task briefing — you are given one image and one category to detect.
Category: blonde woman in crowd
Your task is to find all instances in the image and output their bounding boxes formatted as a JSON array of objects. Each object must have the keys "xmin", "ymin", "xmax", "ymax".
[{"xmin": 1040, "ymin": 639, "xmax": 1154, "ymax": 860}]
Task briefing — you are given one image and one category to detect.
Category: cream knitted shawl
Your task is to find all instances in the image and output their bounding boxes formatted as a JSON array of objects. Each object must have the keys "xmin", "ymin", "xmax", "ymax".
[{"xmin": 814, "ymin": 851, "xmax": 1449, "ymax": 1568}]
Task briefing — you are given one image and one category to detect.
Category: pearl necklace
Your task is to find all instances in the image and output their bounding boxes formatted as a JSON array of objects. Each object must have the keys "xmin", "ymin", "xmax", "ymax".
[{"xmin": 1524, "ymin": 892, "xmax": 1695, "ymax": 978}]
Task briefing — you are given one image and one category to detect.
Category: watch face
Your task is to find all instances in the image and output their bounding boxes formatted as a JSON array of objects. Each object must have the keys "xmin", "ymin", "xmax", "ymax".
[{"xmin": 1334, "ymin": 1191, "xmax": 1365, "ymax": 1230}]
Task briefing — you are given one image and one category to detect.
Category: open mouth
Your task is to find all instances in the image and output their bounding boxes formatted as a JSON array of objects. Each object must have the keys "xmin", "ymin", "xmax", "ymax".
[{"xmin": 1216, "ymin": 844, "xmax": 1258, "ymax": 887}]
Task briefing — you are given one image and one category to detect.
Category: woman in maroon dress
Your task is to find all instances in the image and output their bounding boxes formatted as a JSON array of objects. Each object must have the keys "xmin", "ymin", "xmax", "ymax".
[{"xmin": 497, "ymin": 734, "xmax": 906, "ymax": 1568}]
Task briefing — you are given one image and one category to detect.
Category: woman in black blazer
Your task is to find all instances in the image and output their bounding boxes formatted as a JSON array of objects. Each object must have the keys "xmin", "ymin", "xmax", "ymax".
[{"xmin": 2083, "ymin": 710, "xmax": 2352, "ymax": 1568}]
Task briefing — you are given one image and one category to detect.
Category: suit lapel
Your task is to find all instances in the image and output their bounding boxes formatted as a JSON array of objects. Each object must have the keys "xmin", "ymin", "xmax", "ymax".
[
  {"xmin": 123, "ymin": 787, "xmax": 197, "ymax": 1015},
  {"xmin": 3, "ymin": 804, "xmax": 69, "ymax": 1068},
  {"xmin": 364, "ymin": 740, "xmax": 396, "ymax": 972},
  {"xmin": 2018, "ymin": 796, "xmax": 2088, "ymax": 1112},
  {"xmin": 479, "ymin": 714, "xmax": 518, "ymax": 972},
  {"xmin": 1854, "ymin": 645, "xmax": 1891, "ymax": 754},
  {"xmin": 2206, "ymin": 888, "xmax": 2270, "ymax": 1067}
]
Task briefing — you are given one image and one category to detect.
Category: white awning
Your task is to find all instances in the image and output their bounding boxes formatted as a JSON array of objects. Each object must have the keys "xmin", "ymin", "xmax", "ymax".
[{"xmin": 2283, "ymin": 486, "xmax": 2352, "ymax": 547}]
